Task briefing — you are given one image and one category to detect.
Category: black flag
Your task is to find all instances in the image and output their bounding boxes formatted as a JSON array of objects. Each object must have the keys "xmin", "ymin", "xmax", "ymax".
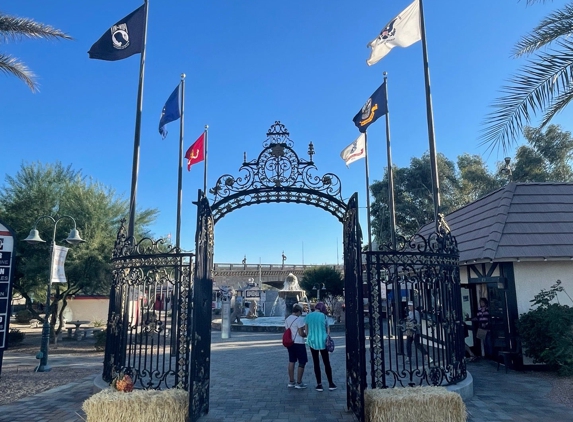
[{"xmin": 88, "ymin": 5, "xmax": 145, "ymax": 61}]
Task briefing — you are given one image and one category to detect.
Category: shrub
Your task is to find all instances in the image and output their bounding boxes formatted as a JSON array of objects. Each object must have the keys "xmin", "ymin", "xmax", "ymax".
[
  {"xmin": 7, "ymin": 329, "xmax": 25, "ymax": 346},
  {"xmin": 94, "ymin": 329, "xmax": 106, "ymax": 351},
  {"xmin": 15, "ymin": 309, "xmax": 33, "ymax": 324},
  {"xmin": 518, "ymin": 281, "xmax": 573, "ymax": 375}
]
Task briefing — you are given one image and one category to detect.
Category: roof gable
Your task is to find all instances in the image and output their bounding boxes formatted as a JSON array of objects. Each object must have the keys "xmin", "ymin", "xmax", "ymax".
[{"xmin": 418, "ymin": 183, "xmax": 573, "ymax": 262}]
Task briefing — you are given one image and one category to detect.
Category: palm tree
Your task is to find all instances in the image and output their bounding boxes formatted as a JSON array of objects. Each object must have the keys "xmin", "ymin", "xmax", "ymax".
[
  {"xmin": 481, "ymin": 1, "xmax": 573, "ymax": 154},
  {"xmin": 0, "ymin": 12, "xmax": 71, "ymax": 92}
]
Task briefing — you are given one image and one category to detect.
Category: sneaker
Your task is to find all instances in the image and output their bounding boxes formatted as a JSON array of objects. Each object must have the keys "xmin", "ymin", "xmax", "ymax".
[
  {"xmin": 315, "ymin": 384, "xmax": 324, "ymax": 392},
  {"xmin": 404, "ymin": 357, "xmax": 410, "ymax": 364},
  {"xmin": 295, "ymin": 382, "xmax": 307, "ymax": 389},
  {"xmin": 328, "ymin": 383, "xmax": 337, "ymax": 391},
  {"xmin": 287, "ymin": 381, "xmax": 296, "ymax": 388}
]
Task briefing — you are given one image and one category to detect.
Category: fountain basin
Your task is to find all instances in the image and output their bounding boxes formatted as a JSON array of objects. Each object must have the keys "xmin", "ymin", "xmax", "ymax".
[{"xmin": 211, "ymin": 316, "xmax": 345, "ymax": 332}]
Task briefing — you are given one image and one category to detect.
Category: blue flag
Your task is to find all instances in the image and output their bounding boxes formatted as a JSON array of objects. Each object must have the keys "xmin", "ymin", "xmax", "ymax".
[
  {"xmin": 158, "ymin": 85, "xmax": 181, "ymax": 139},
  {"xmin": 353, "ymin": 82, "xmax": 388, "ymax": 133},
  {"xmin": 88, "ymin": 5, "xmax": 145, "ymax": 61}
]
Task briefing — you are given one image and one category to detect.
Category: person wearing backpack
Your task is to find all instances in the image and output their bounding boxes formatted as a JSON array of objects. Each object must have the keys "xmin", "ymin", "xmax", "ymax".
[{"xmin": 285, "ymin": 304, "xmax": 308, "ymax": 389}]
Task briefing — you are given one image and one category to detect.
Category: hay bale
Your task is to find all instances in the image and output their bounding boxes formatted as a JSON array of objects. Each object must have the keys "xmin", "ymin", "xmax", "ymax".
[
  {"xmin": 364, "ymin": 386, "xmax": 466, "ymax": 422},
  {"xmin": 82, "ymin": 388, "xmax": 188, "ymax": 422}
]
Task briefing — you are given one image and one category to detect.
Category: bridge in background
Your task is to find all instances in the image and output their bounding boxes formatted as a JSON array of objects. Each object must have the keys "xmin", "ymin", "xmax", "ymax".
[{"xmin": 212, "ymin": 263, "xmax": 343, "ymax": 289}]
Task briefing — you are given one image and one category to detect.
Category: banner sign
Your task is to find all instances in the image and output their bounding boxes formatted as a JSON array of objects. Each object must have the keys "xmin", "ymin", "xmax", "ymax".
[
  {"xmin": 50, "ymin": 245, "xmax": 69, "ymax": 283},
  {"xmin": 0, "ymin": 222, "xmax": 16, "ymax": 351}
]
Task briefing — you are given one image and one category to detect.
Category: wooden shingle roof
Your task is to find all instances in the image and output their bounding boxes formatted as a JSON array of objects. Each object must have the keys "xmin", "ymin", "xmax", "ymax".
[{"xmin": 418, "ymin": 182, "xmax": 573, "ymax": 263}]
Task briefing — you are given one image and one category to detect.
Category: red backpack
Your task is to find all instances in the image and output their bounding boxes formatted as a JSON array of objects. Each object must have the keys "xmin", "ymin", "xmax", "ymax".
[{"xmin": 282, "ymin": 317, "xmax": 298, "ymax": 347}]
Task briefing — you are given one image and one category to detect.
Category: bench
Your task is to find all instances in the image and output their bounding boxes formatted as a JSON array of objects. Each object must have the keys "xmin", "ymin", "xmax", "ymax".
[{"xmin": 29, "ymin": 319, "xmax": 40, "ymax": 328}]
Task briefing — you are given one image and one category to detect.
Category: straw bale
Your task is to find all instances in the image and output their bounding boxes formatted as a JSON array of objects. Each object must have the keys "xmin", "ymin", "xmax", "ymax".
[
  {"xmin": 82, "ymin": 388, "xmax": 188, "ymax": 422},
  {"xmin": 364, "ymin": 386, "xmax": 466, "ymax": 422}
]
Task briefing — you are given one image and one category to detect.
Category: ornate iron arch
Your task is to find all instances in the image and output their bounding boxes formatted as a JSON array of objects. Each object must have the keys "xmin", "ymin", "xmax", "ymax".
[{"xmin": 209, "ymin": 121, "xmax": 347, "ymax": 223}]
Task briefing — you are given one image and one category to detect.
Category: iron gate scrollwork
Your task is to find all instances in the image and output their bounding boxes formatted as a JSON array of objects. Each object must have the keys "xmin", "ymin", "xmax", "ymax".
[
  {"xmin": 343, "ymin": 193, "xmax": 366, "ymax": 421},
  {"xmin": 365, "ymin": 231, "xmax": 466, "ymax": 389},
  {"xmin": 209, "ymin": 121, "xmax": 347, "ymax": 223},
  {"xmin": 103, "ymin": 221, "xmax": 194, "ymax": 390},
  {"xmin": 189, "ymin": 191, "xmax": 215, "ymax": 422}
]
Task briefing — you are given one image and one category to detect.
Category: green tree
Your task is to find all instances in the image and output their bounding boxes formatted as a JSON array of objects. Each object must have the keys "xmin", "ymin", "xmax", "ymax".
[
  {"xmin": 457, "ymin": 154, "xmax": 505, "ymax": 203},
  {"xmin": 512, "ymin": 125, "xmax": 573, "ymax": 182},
  {"xmin": 300, "ymin": 266, "xmax": 344, "ymax": 299},
  {"xmin": 370, "ymin": 153, "xmax": 463, "ymax": 244},
  {"xmin": 0, "ymin": 162, "xmax": 158, "ymax": 338},
  {"xmin": 481, "ymin": 1, "xmax": 573, "ymax": 153},
  {"xmin": 0, "ymin": 11, "xmax": 71, "ymax": 91}
]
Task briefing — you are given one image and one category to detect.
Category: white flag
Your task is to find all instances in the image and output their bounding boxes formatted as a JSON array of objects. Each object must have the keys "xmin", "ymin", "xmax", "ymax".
[
  {"xmin": 341, "ymin": 133, "xmax": 366, "ymax": 166},
  {"xmin": 366, "ymin": 0, "xmax": 421, "ymax": 66},
  {"xmin": 50, "ymin": 245, "xmax": 69, "ymax": 283}
]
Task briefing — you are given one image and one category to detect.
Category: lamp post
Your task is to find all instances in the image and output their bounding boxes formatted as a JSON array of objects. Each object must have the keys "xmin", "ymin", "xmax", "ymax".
[
  {"xmin": 313, "ymin": 283, "xmax": 326, "ymax": 301},
  {"xmin": 23, "ymin": 215, "xmax": 84, "ymax": 372}
]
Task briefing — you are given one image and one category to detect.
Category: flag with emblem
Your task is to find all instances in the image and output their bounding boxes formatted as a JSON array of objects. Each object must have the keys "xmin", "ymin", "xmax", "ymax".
[
  {"xmin": 353, "ymin": 82, "xmax": 388, "ymax": 133},
  {"xmin": 340, "ymin": 133, "xmax": 366, "ymax": 167},
  {"xmin": 185, "ymin": 133, "xmax": 205, "ymax": 171},
  {"xmin": 158, "ymin": 85, "xmax": 181, "ymax": 139},
  {"xmin": 366, "ymin": 0, "xmax": 421, "ymax": 66},
  {"xmin": 88, "ymin": 4, "xmax": 146, "ymax": 61}
]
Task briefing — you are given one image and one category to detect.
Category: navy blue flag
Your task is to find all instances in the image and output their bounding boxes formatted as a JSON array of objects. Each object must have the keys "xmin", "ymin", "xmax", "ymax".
[
  {"xmin": 158, "ymin": 85, "xmax": 181, "ymax": 139},
  {"xmin": 353, "ymin": 82, "xmax": 388, "ymax": 133},
  {"xmin": 88, "ymin": 5, "xmax": 145, "ymax": 61}
]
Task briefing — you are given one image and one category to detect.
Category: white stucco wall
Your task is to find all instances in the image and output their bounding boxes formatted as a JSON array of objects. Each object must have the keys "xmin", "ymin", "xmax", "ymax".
[
  {"xmin": 65, "ymin": 297, "xmax": 109, "ymax": 325},
  {"xmin": 513, "ymin": 261, "xmax": 573, "ymax": 315}
]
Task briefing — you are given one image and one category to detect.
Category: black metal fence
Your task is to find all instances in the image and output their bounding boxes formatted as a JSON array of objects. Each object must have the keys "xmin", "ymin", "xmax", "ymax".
[
  {"xmin": 365, "ymin": 231, "xmax": 466, "ymax": 389},
  {"xmin": 103, "ymin": 222, "xmax": 194, "ymax": 390}
]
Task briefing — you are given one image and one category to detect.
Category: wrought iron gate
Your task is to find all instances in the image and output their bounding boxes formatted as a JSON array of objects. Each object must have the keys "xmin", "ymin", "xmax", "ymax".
[
  {"xmin": 343, "ymin": 193, "xmax": 366, "ymax": 421},
  {"xmin": 103, "ymin": 221, "xmax": 194, "ymax": 390},
  {"xmin": 189, "ymin": 191, "xmax": 215, "ymax": 421},
  {"xmin": 364, "ymin": 231, "xmax": 466, "ymax": 389}
]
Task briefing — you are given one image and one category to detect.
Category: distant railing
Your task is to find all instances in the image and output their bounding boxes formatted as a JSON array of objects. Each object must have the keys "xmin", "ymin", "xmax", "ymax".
[{"xmin": 213, "ymin": 263, "xmax": 343, "ymax": 272}]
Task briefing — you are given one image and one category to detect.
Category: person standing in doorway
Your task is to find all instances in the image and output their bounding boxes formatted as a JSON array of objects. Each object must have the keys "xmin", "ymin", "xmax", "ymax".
[
  {"xmin": 471, "ymin": 298, "xmax": 492, "ymax": 357},
  {"xmin": 305, "ymin": 302, "xmax": 337, "ymax": 392},
  {"xmin": 405, "ymin": 301, "xmax": 432, "ymax": 364},
  {"xmin": 286, "ymin": 304, "xmax": 308, "ymax": 389}
]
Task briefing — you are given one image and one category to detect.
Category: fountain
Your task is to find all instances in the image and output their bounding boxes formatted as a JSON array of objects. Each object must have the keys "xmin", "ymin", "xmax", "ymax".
[{"xmin": 273, "ymin": 273, "xmax": 307, "ymax": 318}]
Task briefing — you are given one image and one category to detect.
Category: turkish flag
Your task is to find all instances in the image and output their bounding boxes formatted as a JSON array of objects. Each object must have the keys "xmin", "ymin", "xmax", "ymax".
[{"xmin": 185, "ymin": 133, "xmax": 205, "ymax": 171}]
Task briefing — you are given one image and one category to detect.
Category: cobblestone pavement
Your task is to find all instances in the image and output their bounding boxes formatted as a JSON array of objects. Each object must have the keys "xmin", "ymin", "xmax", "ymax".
[{"xmin": 1, "ymin": 331, "xmax": 572, "ymax": 421}]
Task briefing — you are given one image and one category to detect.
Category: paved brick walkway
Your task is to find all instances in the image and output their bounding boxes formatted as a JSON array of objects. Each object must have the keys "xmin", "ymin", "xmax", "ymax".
[{"xmin": 1, "ymin": 331, "xmax": 572, "ymax": 421}]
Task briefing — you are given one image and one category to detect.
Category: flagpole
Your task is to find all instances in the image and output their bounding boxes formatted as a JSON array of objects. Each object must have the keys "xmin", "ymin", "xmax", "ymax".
[
  {"xmin": 364, "ymin": 131, "xmax": 373, "ymax": 252},
  {"xmin": 127, "ymin": 0, "xmax": 149, "ymax": 239},
  {"xmin": 203, "ymin": 125, "xmax": 209, "ymax": 195},
  {"xmin": 383, "ymin": 72, "xmax": 397, "ymax": 250},
  {"xmin": 175, "ymin": 74, "xmax": 186, "ymax": 250},
  {"xmin": 418, "ymin": 0, "xmax": 440, "ymax": 232}
]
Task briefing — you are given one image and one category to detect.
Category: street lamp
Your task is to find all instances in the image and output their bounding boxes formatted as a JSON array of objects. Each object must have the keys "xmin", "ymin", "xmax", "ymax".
[
  {"xmin": 313, "ymin": 283, "xmax": 326, "ymax": 301},
  {"xmin": 23, "ymin": 215, "xmax": 84, "ymax": 372}
]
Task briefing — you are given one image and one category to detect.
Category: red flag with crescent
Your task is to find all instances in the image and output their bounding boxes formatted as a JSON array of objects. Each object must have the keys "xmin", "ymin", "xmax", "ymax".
[{"xmin": 185, "ymin": 133, "xmax": 205, "ymax": 171}]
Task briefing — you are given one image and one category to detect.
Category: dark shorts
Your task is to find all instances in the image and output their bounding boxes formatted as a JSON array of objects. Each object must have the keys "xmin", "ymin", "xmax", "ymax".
[{"xmin": 288, "ymin": 343, "xmax": 308, "ymax": 365}]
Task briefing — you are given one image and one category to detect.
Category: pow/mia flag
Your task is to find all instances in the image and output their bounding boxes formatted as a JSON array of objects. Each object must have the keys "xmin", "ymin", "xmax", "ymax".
[
  {"xmin": 352, "ymin": 82, "xmax": 388, "ymax": 133},
  {"xmin": 88, "ymin": 5, "xmax": 146, "ymax": 61}
]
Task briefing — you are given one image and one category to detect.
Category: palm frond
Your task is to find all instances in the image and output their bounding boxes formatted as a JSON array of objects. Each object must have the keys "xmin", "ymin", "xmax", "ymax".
[
  {"xmin": 539, "ymin": 82, "xmax": 573, "ymax": 127},
  {"xmin": 480, "ymin": 39, "xmax": 573, "ymax": 154},
  {"xmin": 513, "ymin": 4, "xmax": 573, "ymax": 57},
  {"xmin": 0, "ymin": 14, "xmax": 72, "ymax": 42},
  {"xmin": 0, "ymin": 53, "xmax": 37, "ymax": 91}
]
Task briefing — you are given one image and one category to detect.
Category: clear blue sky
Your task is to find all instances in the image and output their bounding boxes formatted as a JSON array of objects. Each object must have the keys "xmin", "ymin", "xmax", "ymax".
[{"xmin": 2, "ymin": 1, "xmax": 572, "ymax": 265}]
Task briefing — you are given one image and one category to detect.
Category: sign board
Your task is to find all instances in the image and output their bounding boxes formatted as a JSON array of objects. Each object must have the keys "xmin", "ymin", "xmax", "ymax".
[
  {"xmin": 0, "ymin": 220, "xmax": 15, "ymax": 351},
  {"xmin": 244, "ymin": 289, "xmax": 261, "ymax": 299}
]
